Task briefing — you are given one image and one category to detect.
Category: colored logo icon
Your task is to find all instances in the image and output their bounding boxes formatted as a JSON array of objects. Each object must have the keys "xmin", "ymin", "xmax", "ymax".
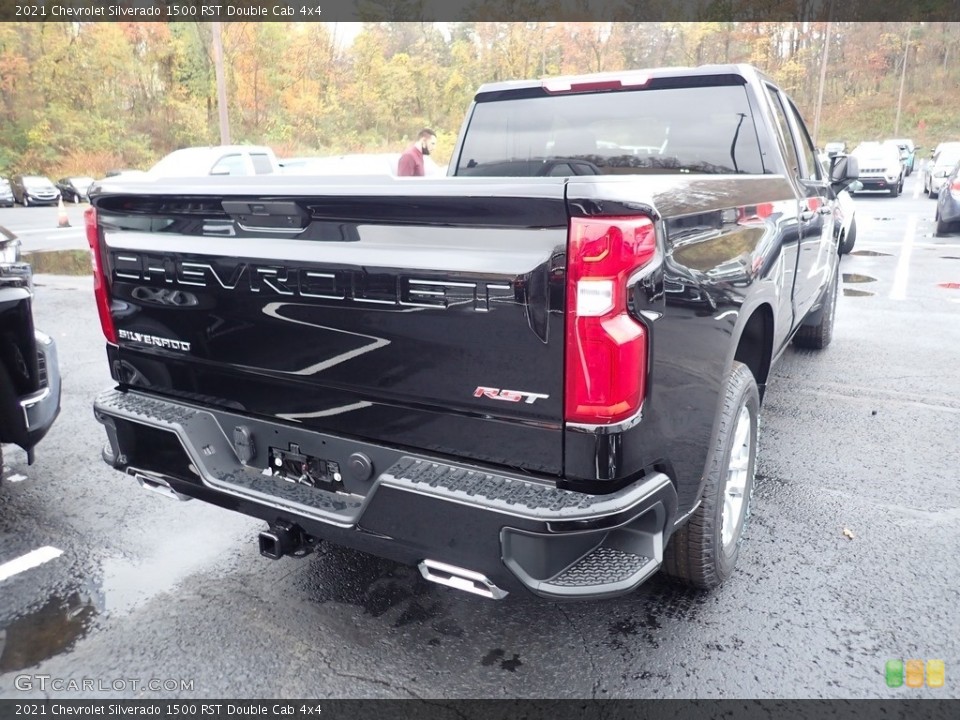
[
  {"xmin": 887, "ymin": 659, "xmax": 945, "ymax": 688},
  {"xmin": 927, "ymin": 660, "xmax": 945, "ymax": 688},
  {"xmin": 886, "ymin": 659, "xmax": 904, "ymax": 687},
  {"xmin": 906, "ymin": 659, "xmax": 925, "ymax": 688}
]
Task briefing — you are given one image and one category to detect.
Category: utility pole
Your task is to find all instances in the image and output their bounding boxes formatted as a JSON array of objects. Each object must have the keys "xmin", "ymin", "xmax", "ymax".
[
  {"xmin": 813, "ymin": 19, "xmax": 832, "ymax": 148},
  {"xmin": 212, "ymin": 21, "xmax": 231, "ymax": 145},
  {"xmin": 894, "ymin": 27, "xmax": 910, "ymax": 137}
]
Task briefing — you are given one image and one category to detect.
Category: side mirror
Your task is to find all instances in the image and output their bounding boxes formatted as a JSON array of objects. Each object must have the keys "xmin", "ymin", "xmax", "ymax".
[{"xmin": 830, "ymin": 154, "xmax": 859, "ymax": 187}]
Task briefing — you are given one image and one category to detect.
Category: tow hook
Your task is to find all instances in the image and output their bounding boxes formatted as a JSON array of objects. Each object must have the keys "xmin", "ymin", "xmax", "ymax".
[{"xmin": 258, "ymin": 521, "xmax": 312, "ymax": 560}]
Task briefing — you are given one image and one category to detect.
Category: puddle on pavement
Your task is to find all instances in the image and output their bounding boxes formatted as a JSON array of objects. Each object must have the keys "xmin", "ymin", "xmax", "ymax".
[
  {"xmin": 849, "ymin": 250, "xmax": 892, "ymax": 257},
  {"xmin": 22, "ymin": 250, "xmax": 92, "ymax": 276},
  {"xmin": 842, "ymin": 273, "xmax": 877, "ymax": 284},
  {"xmin": 100, "ymin": 521, "xmax": 244, "ymax": 616},
  {"xmin": 0, "ymin": 522, "xmax": 245, "ymax": 671},
  {"xmin": 844, "ymin": 289, "xmax": 875, "ymax": 297},
  {"xmin": 0, "ymin": 591, "xmax": 99, "ymax": 672}
]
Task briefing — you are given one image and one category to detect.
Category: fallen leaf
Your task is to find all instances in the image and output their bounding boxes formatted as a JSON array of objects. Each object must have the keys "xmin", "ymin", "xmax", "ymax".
[{"xmin": 843, "ymin": 528, "xmax": 855, "ymax": 540}]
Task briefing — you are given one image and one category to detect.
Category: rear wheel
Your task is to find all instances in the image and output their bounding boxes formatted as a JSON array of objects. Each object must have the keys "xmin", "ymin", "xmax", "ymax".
[
  {"xmin": 936, "ymin": 209, "xmax": 956, "ymax": 236},
  {"xmin": 840, "ymin": 216, "xmax": 857, "ymax": 255},
  {"xmin": 793, "ymin": 260, "xmax": 838, "ymax": 349},
  {"xmin": 662, "ymin": 362, "xmax": 759, "ymax": 589}
]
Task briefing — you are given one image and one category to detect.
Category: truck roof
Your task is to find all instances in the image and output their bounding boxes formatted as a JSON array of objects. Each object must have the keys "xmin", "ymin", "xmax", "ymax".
[{"xmin": 474, "ymin": 63, "xmax": 768, "ymax": 100}]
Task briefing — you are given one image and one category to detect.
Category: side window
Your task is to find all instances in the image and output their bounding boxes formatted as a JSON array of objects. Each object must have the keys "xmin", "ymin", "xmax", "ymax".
[
  {"xmin": 764, "ymin": 85, "xmax": 802, "ymax": 180},
  {"xmin": 211, "ymin": 154, "xmax": 248, "ymax": 176},
  {"xmin": 787, "ymin": 100, "xmax": 822, "ymax": 181}
]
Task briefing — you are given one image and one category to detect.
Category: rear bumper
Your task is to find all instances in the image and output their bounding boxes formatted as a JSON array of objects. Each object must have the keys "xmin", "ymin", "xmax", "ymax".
[{"xmin": 94, "ymin": 388, "xmax": 678, "ymax": 599}]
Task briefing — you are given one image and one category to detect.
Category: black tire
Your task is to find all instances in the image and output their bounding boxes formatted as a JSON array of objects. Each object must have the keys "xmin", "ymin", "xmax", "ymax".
[
  {"xmin": 889, "ymin": 184, "xmax": 899, "ymax": 197},
  {"xmin": 793, "ymin": 260, "xmax": 838, "ymax": 349},
  {"xmin": 839, "ymin": 216, "xmax": 857, "ymax": 255},
  {"xmin": 662, "ymin": 361, "xmax": 759, "ymax": 589},
  {"xmin": 936, "ymin": 213, "xmax": 955, "ymax": 237}
]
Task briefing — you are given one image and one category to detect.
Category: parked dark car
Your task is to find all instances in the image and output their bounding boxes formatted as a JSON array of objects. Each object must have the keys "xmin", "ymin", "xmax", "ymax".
[
  {"xmin": 56, "ymin": 176, "xmax": 95, "ymax": 204},
  {"xmin": 10, "ymin": 175, "xmax": 60, "ymax": 206},
  {"xmin": 934, "ymin": 160, "xmax": 960, "ymax": 236},
  {"xmin": 0, "ymin": 227, "xmax": 62, "ymax": 477},
  {"xmin": 0, "ymin": 177, "xmax": 14, "ymax": 207}
]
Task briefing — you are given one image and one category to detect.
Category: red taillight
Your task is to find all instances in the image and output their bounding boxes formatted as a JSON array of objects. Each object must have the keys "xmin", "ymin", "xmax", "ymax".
[
  {"xmin": 951, "ymin": 179, "xmax": 960, "ymax": 196},
  {"xmin": 85, "ymin": 207, "xmax": 117, "ymax": 344},
  {"xmin": 565, "ymin": 216, "xmax": 656, "ymax": 425}
]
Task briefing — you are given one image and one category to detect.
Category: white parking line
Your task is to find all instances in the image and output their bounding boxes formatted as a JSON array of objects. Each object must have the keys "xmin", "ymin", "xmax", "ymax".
[
  {"xmin": 890, "ymin": 215, "xmax": 917, "ymax": 300},
  {"xmin": 913, "ymin": 180, "xmax": 922, "ymax": 200},
  {"xmin": 0, "ymin": 546, "xmax": 63, "ymax": 582}
]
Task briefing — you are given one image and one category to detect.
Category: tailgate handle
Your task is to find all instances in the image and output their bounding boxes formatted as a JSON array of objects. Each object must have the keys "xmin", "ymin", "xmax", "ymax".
[{"xmin": 222, "ymin": 200, "xmax": 309, "ymax": 233}]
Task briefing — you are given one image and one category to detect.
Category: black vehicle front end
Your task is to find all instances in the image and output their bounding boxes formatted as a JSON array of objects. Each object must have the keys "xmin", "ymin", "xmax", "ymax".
[{"xmin": 0, "ymin": 231, "xmax": 62, "ymax": 468}]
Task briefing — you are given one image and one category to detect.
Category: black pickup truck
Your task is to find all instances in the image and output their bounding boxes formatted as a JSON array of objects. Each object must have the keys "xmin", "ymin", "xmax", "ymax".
[
  {"xmin": 0, "ymin": 228, "xmax": 62, "ymax": 476},
  {"xmin": 88, "ymin": 64, "xmax": 857, "ymax": 600}
]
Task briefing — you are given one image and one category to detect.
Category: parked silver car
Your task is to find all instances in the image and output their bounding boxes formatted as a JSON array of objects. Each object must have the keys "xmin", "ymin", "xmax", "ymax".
[{"xmin": 922, "ymin": 143, "xmax": 960, "ymax": 198}]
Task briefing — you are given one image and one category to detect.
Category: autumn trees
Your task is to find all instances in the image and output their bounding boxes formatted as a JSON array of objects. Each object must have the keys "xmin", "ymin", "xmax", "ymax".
[{"xmin": 0, "ymin": 21, "xmax": 955, "ymax": 179}]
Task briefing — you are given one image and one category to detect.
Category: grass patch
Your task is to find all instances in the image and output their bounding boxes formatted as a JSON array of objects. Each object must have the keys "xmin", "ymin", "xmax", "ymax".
[{"xmin": 23, "ymin": 250, "xmax": 92, "ymax": 276}]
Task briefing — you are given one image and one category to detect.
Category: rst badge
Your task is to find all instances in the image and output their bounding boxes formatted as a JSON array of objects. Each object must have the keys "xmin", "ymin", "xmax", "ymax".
[{"xmin": 474, "ymin": 386, "xmax": 549, "ymax": 404}]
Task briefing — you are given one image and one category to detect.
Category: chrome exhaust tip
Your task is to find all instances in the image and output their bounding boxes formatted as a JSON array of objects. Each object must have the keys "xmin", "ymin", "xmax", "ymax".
[
  {"xmin": 418, "ymin": 559, "xmax": 508, "ymax": 600},
  {"xmin": 128, "ymin": 469, "xmax": 192, "ymax": 502}
]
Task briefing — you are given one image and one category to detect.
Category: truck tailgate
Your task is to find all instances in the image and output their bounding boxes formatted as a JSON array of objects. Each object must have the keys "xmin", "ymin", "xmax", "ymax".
[{"xmin": 93, "ymin": 178, "xmax": 569, "ymax": 475}]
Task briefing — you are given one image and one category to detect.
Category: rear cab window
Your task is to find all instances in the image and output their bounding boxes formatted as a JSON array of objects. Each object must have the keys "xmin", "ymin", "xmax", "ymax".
[
  {"xmin": 251, "ymin": 153, "xmax": 275, "ymax": 175},
  {"xmin": 455, "ymin": 80, "xmax": 768, "ymax": 177}
]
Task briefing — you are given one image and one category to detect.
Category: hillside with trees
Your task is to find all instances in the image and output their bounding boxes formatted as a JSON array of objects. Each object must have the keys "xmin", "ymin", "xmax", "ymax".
[{"xmin": 0, "ymin": 21, "xmax": 957, "ymax": 176}]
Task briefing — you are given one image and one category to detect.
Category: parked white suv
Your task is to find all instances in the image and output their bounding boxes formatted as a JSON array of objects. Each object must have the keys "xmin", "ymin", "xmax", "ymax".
[{"xmin": 850, "ymin": 142, "xmax": 903, "ymax": 197}]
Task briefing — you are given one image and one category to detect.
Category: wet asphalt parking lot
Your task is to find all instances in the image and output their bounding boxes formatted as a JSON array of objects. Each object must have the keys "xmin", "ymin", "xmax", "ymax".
[{"xmin": 0, "ymin": 175, "xmax": 958, "ymax": 700}]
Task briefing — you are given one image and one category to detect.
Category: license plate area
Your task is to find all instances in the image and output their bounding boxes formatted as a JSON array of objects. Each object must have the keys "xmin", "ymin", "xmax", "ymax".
[{"xmin": 268, "ymin": 443, "xmax": 344, "ymax": 492}]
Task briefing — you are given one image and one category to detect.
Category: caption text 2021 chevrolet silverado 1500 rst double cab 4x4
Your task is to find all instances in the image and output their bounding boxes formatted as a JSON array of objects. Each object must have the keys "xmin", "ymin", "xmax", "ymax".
[{"xmin": 87, "ymin": 65, "xmax": 857, "ymax": 600}]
